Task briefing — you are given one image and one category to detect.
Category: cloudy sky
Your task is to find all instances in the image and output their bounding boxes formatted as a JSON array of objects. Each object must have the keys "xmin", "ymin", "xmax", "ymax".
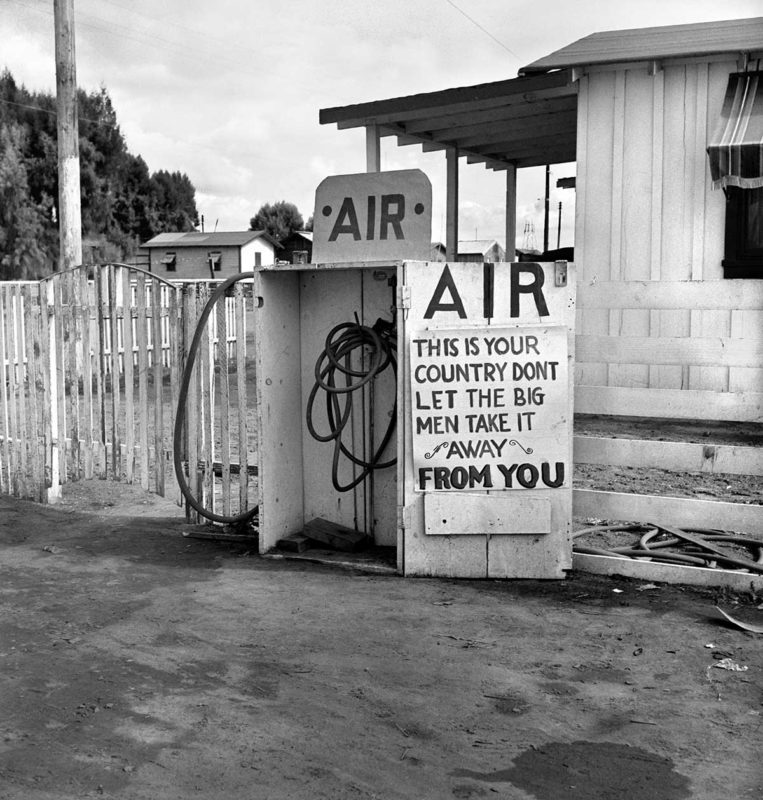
[{"xmin": 2, "ymin": 0, "xmax": 760, "ymax": 249}]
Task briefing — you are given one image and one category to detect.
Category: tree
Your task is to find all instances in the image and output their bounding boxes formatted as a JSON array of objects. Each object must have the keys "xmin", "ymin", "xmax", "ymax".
[
  {"xmin": 249, "ymin": 200, "xmax": 304, "ymax": 244},
  {"xmin": 0, "ymin": 123, "xmax": 55, "ymax": 279}
]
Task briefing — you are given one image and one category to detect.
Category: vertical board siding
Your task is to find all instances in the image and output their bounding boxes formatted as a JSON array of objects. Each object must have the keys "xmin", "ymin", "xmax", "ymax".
[
  {"xmin": 0, "ymin": 268, "xmax": 256, "ymax": 519},
  {"xmin": 575, "ymin": 58, "xmax": 760, "ymax": 419}
]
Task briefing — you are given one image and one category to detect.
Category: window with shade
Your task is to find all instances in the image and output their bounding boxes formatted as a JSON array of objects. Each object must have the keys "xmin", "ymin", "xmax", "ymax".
[{"xmin": 707, "ymin": 71, "xmax": 763, "ymax": 278}]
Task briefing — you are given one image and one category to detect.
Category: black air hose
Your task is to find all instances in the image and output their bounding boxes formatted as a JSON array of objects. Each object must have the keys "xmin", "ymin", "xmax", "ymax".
[
  {"xmin": 306, "ymin": 318, "xmax": 397, "ymax": 493},
  {"xmin": 173, "ymin": 272, "xmax": 258, "ymax": 525}
]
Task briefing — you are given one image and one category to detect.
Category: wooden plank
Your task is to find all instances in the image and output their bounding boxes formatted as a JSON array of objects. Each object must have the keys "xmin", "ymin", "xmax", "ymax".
[
  {"xmin": 5, "ymin": 287, "xmax": 21, "ymax": 493},
  {"xmin": 253, "ymin": 268, "xmax": 305, "ymax": 552},
  {"xmin": 217, "ymin": 287, "xmax": 231, "ymax": 516},
  {"xmin": 25, "ymin": 286, "xmax": 42, "ymax": 501},
  {"xmin": 184, "ymin": 284, "xmax": 200, "ymax": 521},
  {"xmin": 200, "ymin": 284, "xmax": 214, "ymax": 513},
  {"xmin": 691, "ymin": 63, "xmax": 708, "ymax": 281},
  {"xmin": 303, "ymin": 517, "xmax": 369, "ymax": 551},
  {"xmin": 79, "ymin": 269, "xmax": 93, "ymax": 479},
  {"xmin": 94, "ymin": 268, "xmax": 107, "ymax": 478},
  {"xmin": 168, "ymin": 284, "xmax": 182, "ymax": 506},
  {"xmin": 121, "ymin": 269, "xmax": 135, "ymax": 483},
  {"xmin": 151, "ymin": 281, "xmax": 165, "ymax": 496},
  {"xmin": 135, "ymin": 273, "xmax": 150, "ymax": 489},
  {"xmin": 235, "ymin": 283, "xmax": 249, "ymax": 515},
  {"xmin": 573, "ymin": 553, "xmax": 763, "ymax": 591},
  {"xmin": 573, "ymin": 488, "xmax": 762, "ymax": 534},
  {"xmin": 12, "ymin": 283, "xmax": 31, "ymax": 497},
  {"xmin": 575, "ymin": 385, "xmax": 762, "ymax": 422},
  {"xmin": 573, "ymin": 74, "xmax": 589, "ymax": 275},
  {"xmin": 578, "ymin": 280, "xmax": 763, "ymax": 311},
  {"xmin": 67, "ymin": 270, "xmax": 81, "ymax": 480},
  {"xmin": 576, "ymin": 334, "xmax": 761, "ymax": 368},
  {"xmin": 574, "ymin": 435, "xmax": 763, "ymax": 477},
  {"xmin": 51, "ymin": 278, "xmax": 66, "ymax": 492},
  {"xmin": 620, "ymin": 69, "xmax": 653, "ymax": 283},
  {"xmin": 424, "ymin": 492, "xmax": 550, "ymax": 535},
  {"xmin": 108, "ymin": 266, "xmax": 121, "ymax": 479},
  {"xmin": 39, "ymin": 281, "xmax": 56, "ymax": 499},
  {"xmin": 14, "ymin": 283, "xmax": 34, "ymax": 497},
  {"xmin": 0, "ymin": 286, "xmax": 10, "ymax": 494},
  {"xmin": 609, "ymin": 69, "xmax": 625, "ymax": 281},
  {"xmin": 650, "ymin": 69, "xmax": 664, "ymax": 281}
]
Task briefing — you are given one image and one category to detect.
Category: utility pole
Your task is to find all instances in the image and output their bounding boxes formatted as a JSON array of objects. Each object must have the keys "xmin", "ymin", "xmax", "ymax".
[
  {"xmin": 54, "ymin": 0, "xmax": 82, "ymax": 271},
  {"xmin": 557, "ymin": 201, "xmax": 562, "ymax": 249}
]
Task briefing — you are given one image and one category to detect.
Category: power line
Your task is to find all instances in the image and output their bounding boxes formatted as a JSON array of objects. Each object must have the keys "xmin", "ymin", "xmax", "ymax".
[
  {"xmin": 442, "ymin": 0, "xmax": 521, "ymax": 59},
  {"xmin": 0, "ymin": 96, "xmax": 103, "ymax": 126},
  {"xmin": 6, "ymin": 0, "xmax": 262, "ymax": 78}
]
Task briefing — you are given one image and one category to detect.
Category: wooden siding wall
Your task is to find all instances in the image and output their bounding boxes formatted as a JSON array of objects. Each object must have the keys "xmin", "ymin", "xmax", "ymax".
[{"xmin": 574, "ymin": 59, "xmax": 763, "ymax": 422}]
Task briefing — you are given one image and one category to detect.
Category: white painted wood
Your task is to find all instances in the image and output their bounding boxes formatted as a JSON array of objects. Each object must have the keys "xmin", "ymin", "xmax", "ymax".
[
  {"xmin": 400, "ymin": 260, "xmax": 576, "ymax": 579},
  {"xmin": 575, "ymin": 385, "xmax": 763, "ymax": 422},
  {"xmin": 576, "ymin": 334, "xmax": 761, "ymax": 368},
  {"xmin": 661, "ymin": 66, "xmax": 692, "ymax": 281},
  {"xmin": 574, "ymin": 74, "xmax": 589, "ymax": 278},
  {"xmin": 578, "ymin": 280, "xmax": 763, "ymax": 310},
  {"xmin": 578, "ymin": 72, "xmax": 615, "ymax": 288},
  {"xmin": 650, "ymin": 69, "xmax": 664, "ymax": 282},
  {"xmin": 620, "ymin": 68, "xmax": 653, "ymax": 283},
  {"xmin": 609, "ymin": 70, "xmax": 626, "ymax": 281},
  {"xmin": 574, "ymin": 436, "xmax": 763, "ymax": 477},
  {"xmin": 691, "ymin": 63, "xmax": 708, "ymax": 282},
  {"xmin": 573, "ymin": 488, "xmax": 763, "ymax": 535},
  {"xmin": 573, "ymin": 553, "xmax": 763, "ymax": 591},
  {"xmin": 253, "ymin": 269, "xmax": 305, "ymax": 552},
  {"xmin": 424, "ymin": 492, "xmax": 550, "ymax": 535}
]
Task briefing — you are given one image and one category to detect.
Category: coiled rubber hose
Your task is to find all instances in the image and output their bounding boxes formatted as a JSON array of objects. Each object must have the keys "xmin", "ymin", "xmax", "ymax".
[
  {"xmin": 573, "ymin": 523, "xmax": 763, "ymax": 572},
  {"xmin": 173, "ymin": 273, "xmax": 258, "ymax": 525},
  {"xmin": 306, "ymin": 319, "xmax": 397, "ymax": 492}
]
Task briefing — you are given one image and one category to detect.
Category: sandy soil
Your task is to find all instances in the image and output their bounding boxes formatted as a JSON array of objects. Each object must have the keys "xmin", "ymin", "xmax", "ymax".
[{"xmin": 1, "ymin": 479, "xmax": 761, "ymax": 800}]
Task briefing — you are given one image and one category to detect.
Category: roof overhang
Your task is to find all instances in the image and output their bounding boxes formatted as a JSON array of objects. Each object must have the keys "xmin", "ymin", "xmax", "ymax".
[{"xmin": 319, "ymin": 69, "xmax": 578, "ymax": 170}]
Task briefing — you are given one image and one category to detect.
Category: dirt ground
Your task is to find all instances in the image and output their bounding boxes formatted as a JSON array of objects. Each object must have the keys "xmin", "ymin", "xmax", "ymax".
[{"xmin": 1, "ymin": 478, "xmax": 762, "ymax": 800}]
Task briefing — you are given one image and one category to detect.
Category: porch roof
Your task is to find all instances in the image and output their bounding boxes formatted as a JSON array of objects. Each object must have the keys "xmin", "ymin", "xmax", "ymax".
[{"xmin": 319, "ymin": 69, "xmax": 578, "ymax": 170}]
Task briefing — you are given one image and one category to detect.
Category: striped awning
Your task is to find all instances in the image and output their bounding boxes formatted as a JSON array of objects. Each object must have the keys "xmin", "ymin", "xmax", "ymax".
[{"xmin": 707, "ymin": 71, "xmax": 763, "ymax": 190}]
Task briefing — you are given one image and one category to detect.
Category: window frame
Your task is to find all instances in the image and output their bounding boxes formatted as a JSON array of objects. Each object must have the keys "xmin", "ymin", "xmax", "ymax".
[{"xmin": 723, "ymin": 187, "xmax": 763, "ymax": 279}]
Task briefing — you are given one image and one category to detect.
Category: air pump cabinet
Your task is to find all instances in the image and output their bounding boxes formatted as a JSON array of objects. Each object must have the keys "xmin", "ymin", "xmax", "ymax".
[{"xmin": 252, "ymin": 257, "xmax": 576, "ymax": 579}]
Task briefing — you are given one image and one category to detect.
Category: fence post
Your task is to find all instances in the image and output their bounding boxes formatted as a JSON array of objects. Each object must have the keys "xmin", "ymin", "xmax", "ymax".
[{"xmin": 46, "ymin": 280, "xmax": 62, "ymax": 503}]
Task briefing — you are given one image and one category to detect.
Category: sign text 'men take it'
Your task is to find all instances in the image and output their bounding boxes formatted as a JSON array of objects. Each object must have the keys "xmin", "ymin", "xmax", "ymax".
[{"xmin": 312, "ymin": 170, "xmax": 432, "ymax": 263}]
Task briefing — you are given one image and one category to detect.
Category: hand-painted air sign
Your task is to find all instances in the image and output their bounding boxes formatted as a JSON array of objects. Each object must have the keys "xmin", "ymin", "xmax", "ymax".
[
  {"xmin": 312, "ymin": 169, "xmax": 432, "ymax": 263},
  {"xmin": 410, "ymin": 325, "xmax": 568, "ymax": 492}
]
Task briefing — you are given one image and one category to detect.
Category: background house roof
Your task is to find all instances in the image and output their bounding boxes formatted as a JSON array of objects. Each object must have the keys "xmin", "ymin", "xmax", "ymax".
[
  {"xmin": 458, "ymin": 239, "xmax": 503, "ymax": 254},
  {"xmin": 320, "ymin": 70, "xmax": 578, "ymax": 170},
  {"xmin": 142, "ymin": 231, "xmax": 280, "ymax": 249},
  {"xmin": 520, "ymin": 17, "xmax": 763, "ymax": 74}
]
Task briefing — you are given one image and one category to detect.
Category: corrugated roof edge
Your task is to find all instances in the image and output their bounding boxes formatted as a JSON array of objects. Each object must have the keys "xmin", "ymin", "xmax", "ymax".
[{"xmin": 520, "ymin": 17, "xmax": 763, "ymax": 75}]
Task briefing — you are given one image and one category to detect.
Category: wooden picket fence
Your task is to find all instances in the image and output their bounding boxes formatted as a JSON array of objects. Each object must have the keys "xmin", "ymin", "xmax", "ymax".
[{"xmin": 0, "ymin": 264, "xmax": 257, "ymax": 519}]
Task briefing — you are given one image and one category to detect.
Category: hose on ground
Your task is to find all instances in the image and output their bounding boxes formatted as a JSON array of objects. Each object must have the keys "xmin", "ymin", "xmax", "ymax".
[
  {"xmin": 173, "ymin": 273, "xmax": 258, "ymax": 525},
  {"xmin": 573, "ymin": 523, "xmax": 763, "ymax": 573},
  {"xmin": 306, "ymin": 318, "xmax": 397, "ymax": 493}
]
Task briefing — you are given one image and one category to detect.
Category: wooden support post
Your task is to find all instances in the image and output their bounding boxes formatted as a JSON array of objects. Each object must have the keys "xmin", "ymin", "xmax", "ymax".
[
  {"xmin": 54, "ymin": 0, "xmax": 82, "ymax": 271},
  {"xmin": 446, "ymin": 147, "xmax": 459, "ymax": 261},
  {"xmin": 505, "ymin": 164, "xmax": 517, "ymax": 262},
  {"xmin": 543, "ymin": 164, "xmax": 550, "ymax": 255},
  {"xmin": 365, "ymin": 125, "xmax": 381, "ymax": 172}
]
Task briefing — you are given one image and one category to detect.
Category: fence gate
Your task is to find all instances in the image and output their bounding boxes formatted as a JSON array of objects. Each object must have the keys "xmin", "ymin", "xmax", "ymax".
[{"xmin": 0, "ymin": 265, "xmax": 257, "ymax": 520}]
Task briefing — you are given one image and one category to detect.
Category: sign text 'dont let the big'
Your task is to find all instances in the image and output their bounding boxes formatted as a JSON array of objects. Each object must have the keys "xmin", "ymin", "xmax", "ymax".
[{"xmin": 411, "ymin": 325, "xmax": 568, "ymax": 492}]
